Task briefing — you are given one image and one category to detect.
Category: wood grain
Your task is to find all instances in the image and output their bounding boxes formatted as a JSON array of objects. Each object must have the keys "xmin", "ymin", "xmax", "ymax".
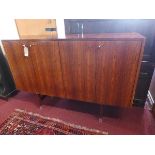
[
  {"xmin": 2, "ymin": 33, "xmax": 145, "ymax": 107},
  {"xmin": 59, "ymin": 41, "xmax": 97, "ymax": 102},
  {"xmin": 95, "ymin": 41, "xmax": 142, "ymax": 107},
  {"xmin": 64, "ymin": 19, "xmax": 153, "ymax": 106},
  {"xmin": 29, "ymin": 41, "xmax": 65, "ymax": 97},
  {"xmin": 2, "ymin": 40, "xmax": 65, "ymax": 97},
  {"xmin": 2, "ymin": 41, "xmax": 38, "ymax": 93}
]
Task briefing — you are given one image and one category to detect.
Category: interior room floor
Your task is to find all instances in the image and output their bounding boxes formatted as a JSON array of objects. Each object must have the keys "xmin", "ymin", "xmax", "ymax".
[{"xmin": 0, "ymin": 91, "xmax": 155, "ymax": 135}]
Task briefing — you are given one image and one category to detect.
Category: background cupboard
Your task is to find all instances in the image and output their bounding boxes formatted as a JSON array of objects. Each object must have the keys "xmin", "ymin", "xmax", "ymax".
[{"xmin": 2, "ymin": 33, "xmax": 145, "ymax": 107}]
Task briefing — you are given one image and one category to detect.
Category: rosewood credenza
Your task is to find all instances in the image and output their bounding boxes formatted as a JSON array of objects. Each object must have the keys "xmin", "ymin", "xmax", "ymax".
[{"xmin": 2, "ymin": 33, "xmax": 145, "ymax": 108}]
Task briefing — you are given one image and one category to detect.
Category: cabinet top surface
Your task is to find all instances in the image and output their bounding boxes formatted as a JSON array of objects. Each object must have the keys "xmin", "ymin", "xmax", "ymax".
[{"xmin": 2, "ymin": 33, "xmax": 145, "ymax": 41}]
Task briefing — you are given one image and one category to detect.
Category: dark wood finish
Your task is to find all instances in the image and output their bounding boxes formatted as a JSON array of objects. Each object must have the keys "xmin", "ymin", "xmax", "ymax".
[
  {"xmin": 2, "ymin": 33, "xmax": 145, "ymax": 108},
  {"xmin": 59, "ymin": 40, "xmax": 143, "ymax": 107},
  {"xmin": 95, "ymin": 41, "xmax": 143, "ymax": 107},
  {"xmin": 30, "ymin": 41, "xmax": 65, "ymax": 97},
  {"xmin": 2, "ymin": 41, "xmax": 65, "ymax": 97},
  {"xmin": 65, "ymin": 19, "xmax": 155, "ymax": 106},
  {"xmin": 2, "ymin": 41, "xmax": 38, "ymax": 93},
  {"xmin": 59, "ymin": 41, "xmax": 97, "ymax": 102}
]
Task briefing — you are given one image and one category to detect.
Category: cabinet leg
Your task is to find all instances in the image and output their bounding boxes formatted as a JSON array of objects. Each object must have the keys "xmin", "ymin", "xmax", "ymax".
[
  {"xmin": 99, "ymin": 104, "xmax": 103, "ymax": 123},
  {"xmin": 37, "ymin": 94, "xmax": 46, "ymax": 109},
  {"xmin": 38, "ymin": 94, "xmax": 46, "ymax": 100},
  {"xmin": 4, "ymin": 97, "xmax": 9, "ymax": 102}
]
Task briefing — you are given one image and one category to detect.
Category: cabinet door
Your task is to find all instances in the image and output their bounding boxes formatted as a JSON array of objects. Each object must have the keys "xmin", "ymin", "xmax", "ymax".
[
  {"xmin": 30, "ymin": 41, "xmax": 65, "ymax": 97},
  {"xmin": 96, "ymin": 41, "xmax": 142, "ymax": 107},
  {"xmin": 59, "ymin": 41, "xmax": 97, "ymax": 102},
  {"xmin": 2, "ymin": 41, "xmax": 38, "ymax": 93}
]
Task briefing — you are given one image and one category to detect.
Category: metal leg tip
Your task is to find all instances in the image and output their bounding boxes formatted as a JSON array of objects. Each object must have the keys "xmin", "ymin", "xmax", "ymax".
[
  {"xmin": 99, "ymin": 118, "xmax": 103, "ymax": 123},
  {"xmin": 39, "ymin": 106, "xmax": 43, "ymax": 110}
]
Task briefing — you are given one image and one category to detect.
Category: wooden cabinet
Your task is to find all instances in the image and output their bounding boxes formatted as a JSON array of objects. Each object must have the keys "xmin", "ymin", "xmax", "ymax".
[
  {"xmin": 2, "ymin": 33, "xmax": 145, "ymax": 107},
  {"xmin": 2, "ymin": 41, "xmax": 65, "ymax": 97}
]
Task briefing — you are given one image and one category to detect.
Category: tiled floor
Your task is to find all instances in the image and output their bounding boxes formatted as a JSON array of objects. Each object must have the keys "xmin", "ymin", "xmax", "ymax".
[{"xmin": 0, "ymin": 91, "xmax": 155, "ymax": 134}]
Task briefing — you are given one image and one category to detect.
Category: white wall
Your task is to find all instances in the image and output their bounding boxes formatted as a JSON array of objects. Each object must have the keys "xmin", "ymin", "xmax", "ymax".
[
  {"xmin": 0, "ymin": 18, "xmax": 65, "ymax": 40},
  {"xmin": 56, "ymin": 19, "xmax": 65, "ymax": 38},
  {"xmin": 0, "ymin": 19, "xmax": 19, "ymax": 54},
  {"xmin": 0, "ymin": 19, "xmax": 19, "ymax": 40}
]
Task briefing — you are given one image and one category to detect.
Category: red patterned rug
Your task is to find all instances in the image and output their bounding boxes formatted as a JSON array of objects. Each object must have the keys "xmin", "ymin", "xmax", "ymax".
[{"xmin": 0, "ymin": 109, "xmax": 108, "ymax": 135}]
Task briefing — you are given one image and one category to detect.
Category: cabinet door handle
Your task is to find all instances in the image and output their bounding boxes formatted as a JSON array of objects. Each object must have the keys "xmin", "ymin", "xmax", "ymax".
[
  {"xmin": 22, "ymin": 44, "xmax": 29, "ymax": 57},
  {"xmin": 98, "ymin": 44, "xmax": 104, "ymax": 49}
]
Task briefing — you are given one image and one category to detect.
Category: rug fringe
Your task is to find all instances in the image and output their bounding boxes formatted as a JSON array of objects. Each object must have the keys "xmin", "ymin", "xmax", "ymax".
[{"xmin": 15, "ymin": 109, "xmax": 108, "ymax": 135}]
